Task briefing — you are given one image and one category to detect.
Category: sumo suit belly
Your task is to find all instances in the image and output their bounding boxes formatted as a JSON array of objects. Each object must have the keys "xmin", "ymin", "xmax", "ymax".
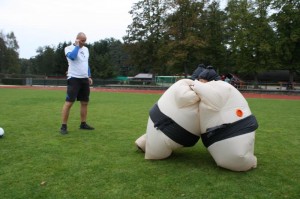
[
  {"xmin": 135, "ymin": 79, "xmax": 201, "ymax": 160},
  {"xmin": 144, "ymin": 118, "xmax": 182, "ymax": 159},
  {"xmin": 207, "ymin": 132, "xmax": 257, "ymax": 171},
  {"xmin": 201, "ymin": 111, "xmax": 258, "ymax": 171},
  {"xmin": 193, "ymin": 80, "xmax": 258, "ymax": 171}
]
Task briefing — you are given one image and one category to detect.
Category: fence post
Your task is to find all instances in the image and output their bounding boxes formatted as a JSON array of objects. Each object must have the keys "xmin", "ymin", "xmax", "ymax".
[{"xmin": 26, "ymin": 78, "xmax": 32, "ymax": 86}]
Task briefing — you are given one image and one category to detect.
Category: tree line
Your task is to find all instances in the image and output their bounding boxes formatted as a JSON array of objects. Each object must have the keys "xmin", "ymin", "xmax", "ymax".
[{"xmin": 1, "ymin": 0, "xmax": 299, "ymax": 82}]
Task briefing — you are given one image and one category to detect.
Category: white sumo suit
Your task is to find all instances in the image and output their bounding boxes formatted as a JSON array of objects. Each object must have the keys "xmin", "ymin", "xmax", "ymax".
[
  {"xmin": 193, "ymin": 79, "xmax": 259, "ymax": 171},
  {"xmin": 135, "ymin": 79, "xmax": 201, "ymax": 159}
]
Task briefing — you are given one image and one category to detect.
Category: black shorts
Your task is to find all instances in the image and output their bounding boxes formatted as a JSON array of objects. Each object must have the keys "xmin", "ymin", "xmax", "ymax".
[{"xmin": 65, "ymin": 78, "xmax": 90, "ymax": 102}]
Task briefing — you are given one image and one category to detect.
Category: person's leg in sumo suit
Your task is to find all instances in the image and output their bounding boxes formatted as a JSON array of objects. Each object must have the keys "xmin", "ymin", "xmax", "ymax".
[
  {"xmin": 135, "ymin": 79, "xmax": 201, "ymax": 159},
  {"xmin": 192, "ymin": 80, "xmax": 258, "ymax": 171}
]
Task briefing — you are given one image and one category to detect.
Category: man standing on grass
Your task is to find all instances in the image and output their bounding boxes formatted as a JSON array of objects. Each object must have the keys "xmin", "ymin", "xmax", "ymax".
[{"xmin": 60, "ymin": 32, "xmax": 94, "ymax": 135}]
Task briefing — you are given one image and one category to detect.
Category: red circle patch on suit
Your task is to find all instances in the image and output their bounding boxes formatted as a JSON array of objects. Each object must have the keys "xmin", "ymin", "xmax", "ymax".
[{"xmin": 236, "ymin": 109, "xmax": 243, "ymax": 117}]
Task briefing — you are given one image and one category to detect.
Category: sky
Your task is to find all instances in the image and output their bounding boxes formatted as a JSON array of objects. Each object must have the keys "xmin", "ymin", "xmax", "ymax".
[
  {"xmin": 0, "ymin": 0, "xmax": 139, "ymax": 59},
  {"xmin": 0, "ymin": 0, "xmax": 227, "ymax": 59}
]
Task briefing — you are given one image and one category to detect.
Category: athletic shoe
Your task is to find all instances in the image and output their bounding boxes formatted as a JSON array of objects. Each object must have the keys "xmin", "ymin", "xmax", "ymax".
[
  {"xmin": 80, "ymin": 123, "xmax": 95, "ymax": 130},
  {"xmin": 60, "ymin": 127, "xmax": 68, "ymax": 135}
]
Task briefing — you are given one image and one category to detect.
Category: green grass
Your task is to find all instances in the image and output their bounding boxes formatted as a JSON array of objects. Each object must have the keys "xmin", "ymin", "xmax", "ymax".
[{"xmin": 0, "ymin": 88, "xmax": 299, "ymax": 199}]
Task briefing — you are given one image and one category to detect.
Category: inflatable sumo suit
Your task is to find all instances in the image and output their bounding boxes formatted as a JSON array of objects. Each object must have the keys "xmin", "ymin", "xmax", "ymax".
[
  {"xmin": 135, "ymin": 79, "xmax": 201, "ymax": 159},
  {"xmin": 193, "ymin": 76, "xmax": 258, "ymax": 171}
]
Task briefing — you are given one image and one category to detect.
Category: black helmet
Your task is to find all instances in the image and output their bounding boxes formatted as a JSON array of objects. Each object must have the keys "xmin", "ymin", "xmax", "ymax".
[{"xmin": 198, "ymin": 68, "xmax": 221, "ymax": 81}]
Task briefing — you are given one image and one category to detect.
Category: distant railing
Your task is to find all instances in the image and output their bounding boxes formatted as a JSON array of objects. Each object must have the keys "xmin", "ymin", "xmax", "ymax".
[
  {"xmin": 234, "ymin": 81, "xmax": 300, "ymax": 91},
  {"xmin": 1, "ymin": 77, "xmax": 299, "ymax": 92}
]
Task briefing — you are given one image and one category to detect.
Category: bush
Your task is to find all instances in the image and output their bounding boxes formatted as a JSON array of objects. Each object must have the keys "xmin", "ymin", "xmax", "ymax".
[{"xmin": 1, "ymin": 78, "xmax": 25, "ymax": 85}]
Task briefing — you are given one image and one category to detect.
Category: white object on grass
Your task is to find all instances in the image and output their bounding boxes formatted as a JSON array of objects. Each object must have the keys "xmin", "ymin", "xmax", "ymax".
[{"xmin": 0, "ymin": 127, "xmax": 4, "ymax": 137}]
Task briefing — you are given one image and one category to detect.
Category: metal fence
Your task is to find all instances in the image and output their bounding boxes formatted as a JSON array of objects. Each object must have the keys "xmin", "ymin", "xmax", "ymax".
[{"xmin": 1, "ymin": 77, "xmax": 300, "ymax": 92}]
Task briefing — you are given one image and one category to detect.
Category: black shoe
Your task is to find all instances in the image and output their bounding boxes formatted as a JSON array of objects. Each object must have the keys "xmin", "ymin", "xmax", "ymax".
[
  {"xmin": 60, "ymin": 127, "xmax": 68, "ymax": 135},
  {"xmin": 80, "ymin": 123, "xmax": 94, "ymax": 130}
]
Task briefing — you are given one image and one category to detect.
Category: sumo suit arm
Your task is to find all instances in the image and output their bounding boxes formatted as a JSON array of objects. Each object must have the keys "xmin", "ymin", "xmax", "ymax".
[
  {"xmin": 174, "ymin": 82, "xmax": 200, "ymax": 108},
  {"xmin": 192, "ymin": 80, "xmax": 230, "ymax": 110}
]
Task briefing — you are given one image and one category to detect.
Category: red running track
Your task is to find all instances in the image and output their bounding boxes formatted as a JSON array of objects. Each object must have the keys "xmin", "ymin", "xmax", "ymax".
[{"xmin": 1, "ymin": 85, "xmax": 300, "ymax": 100}]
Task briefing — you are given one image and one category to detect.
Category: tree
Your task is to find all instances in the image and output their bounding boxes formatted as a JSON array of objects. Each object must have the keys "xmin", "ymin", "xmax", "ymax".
[
  {"xmin": 88, "ymin": 38, "xmax": 120, "ymax": 78},
  {"xmin": 5, "ymin": 32, "xmax": 19, "ymax": 51},
  {"xmin": 225, "ymin": 0, "xmax": 269, "ymax": 84},
  {"xmin": 108, "ymin": 39, "xmax": 130, "ymax": 76},
  {"xmin": 124, "ymin": 0, "xmax": 169, "ymax": 75},
  {"xmin": 0, "ymin": 31, "xmax": 20, "ymax": 74},
  {"xmin": 162, "ymin": 0, "xmax": 207, "ymax": 76},
  {"xmin": 250, "ymin": 0, "xmax": 277, "ymax": 79},
  {"xmin": 53, "ymin": 42, "xmax": 69, "ymax": 76},
  {"xmin": 202, "ymin": 1, "xmax": 227, "ymax": 72},
  {"xmin": 0, "ymin": 36, "xmax": 7, "ymax": 73},
  {"xmin": 19, "ymin": 58, "xmax": 33, "ymax": 75},
  {"xmin": 27, "ymin": 38, "xmax": 127, "ymax": 78},
  {"xmin": 32, "ymin": 46, "xmax": 56, "ymax": 75},
  {"xmin": 271, "ymin": 0, "xmax": 300, "ymax": 83}
]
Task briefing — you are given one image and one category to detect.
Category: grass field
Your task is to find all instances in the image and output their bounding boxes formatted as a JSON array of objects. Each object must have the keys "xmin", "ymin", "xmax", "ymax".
[{"xmin": 0, "ymin": 88, "xmax": 299, "ymax": 199}]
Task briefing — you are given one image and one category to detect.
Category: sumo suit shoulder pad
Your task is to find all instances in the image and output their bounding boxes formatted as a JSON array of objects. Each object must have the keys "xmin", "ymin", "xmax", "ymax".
[
  {"xmin": 201, "ymin": 115, "xmax": 258, "ymax": 148},
  {"xmin": 149, "ymin": 103, "xmax": 200, "ymax": 147}
]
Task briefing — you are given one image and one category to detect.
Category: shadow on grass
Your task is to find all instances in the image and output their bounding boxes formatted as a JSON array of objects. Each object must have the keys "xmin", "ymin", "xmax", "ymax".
[{"xmin": 133, "ymin": 145, "xmax": 220, "ymax": 169}]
